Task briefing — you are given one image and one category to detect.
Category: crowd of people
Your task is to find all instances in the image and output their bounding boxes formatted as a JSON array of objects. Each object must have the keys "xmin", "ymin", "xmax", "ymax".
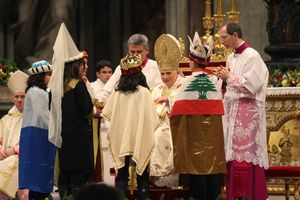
[{"xmin": 0, "ymin": 21, "xmax": 269, "ymax": 200}]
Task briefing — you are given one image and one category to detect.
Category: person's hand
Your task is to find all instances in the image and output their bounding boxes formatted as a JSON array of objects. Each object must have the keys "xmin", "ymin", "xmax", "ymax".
[
  {"xmin": 0, "ymin": 148, "xmax": 7, "ymax": 160},
  {"xmin": 14, "ymin": 146, "xmax": 20, "ymax": 154},
  {"xmin": 214, "ymin": 65, "xmax": 230, "ymax": 80},
  {"xmin": 19, "ymin": 189, "xmax": 29, "ymax": 200},
  {"xmin": 96, "ymin": 107, "xmax": 102, "ymax": 116},
  {"xmin": 154, "ymin": 97, "xmax": 168, "ymax": 104},
  {"xmin": 4, "ymin": 147, "xmax": 16, "ymax": 157}
]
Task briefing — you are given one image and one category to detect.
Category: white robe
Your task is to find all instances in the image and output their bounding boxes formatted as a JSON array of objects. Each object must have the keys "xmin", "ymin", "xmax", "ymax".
[
  {"xmin": 223, "ymin": 47, "xmax": 269, "ymax": 169},
  {"xmin": 90, "ymin": 78, "xmax": 114, "ymax": 186},
  {"xmin": 150, "ymin": 76, "xmax": 184, "ymax": 188},
  {"xmin": 90, "ymin": 78, "xmax": 106, "ymax": 97},
  {"xmin": 102, "ymin": 86, "xmax": 159, "ymax": 175},
  {"xmin": 0, "ymin": 106, "xmax": 23, "ymax": 198},
  {"xmin": 150, "ymin": 76, "xmax": 184, "ymax": 176}
]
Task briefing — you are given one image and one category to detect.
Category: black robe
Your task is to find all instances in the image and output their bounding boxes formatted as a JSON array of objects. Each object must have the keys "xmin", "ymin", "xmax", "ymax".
[{"xmin": 59, "ymin": 79, "xmax": 93, "ymax": 171}]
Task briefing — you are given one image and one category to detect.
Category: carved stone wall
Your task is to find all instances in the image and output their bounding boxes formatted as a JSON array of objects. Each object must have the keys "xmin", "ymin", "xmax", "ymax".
[{"xmin": 266, "ymin": 87, "xmax": 300, "ymax": 166}]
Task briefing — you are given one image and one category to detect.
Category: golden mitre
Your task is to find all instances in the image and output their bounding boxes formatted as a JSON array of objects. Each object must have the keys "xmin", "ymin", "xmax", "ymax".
[
  {"xmin": 154, "ymin": 34, "xmax": 181, "ymax": 72},
  {"xmin": 120, "ymin": 53, "xmax": 143, "ymax": 76}
]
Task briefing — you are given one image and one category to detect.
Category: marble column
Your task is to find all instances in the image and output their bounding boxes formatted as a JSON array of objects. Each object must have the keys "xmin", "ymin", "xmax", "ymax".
[{"xmin": 165, "ymin": 0, "xmax": 189, "ymax": 38}]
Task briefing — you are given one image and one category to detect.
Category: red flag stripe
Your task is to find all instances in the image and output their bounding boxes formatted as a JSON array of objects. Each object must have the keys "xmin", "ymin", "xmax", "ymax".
[{"xmin": 170, "ymin": 99, "xmax": 224, "ymax": 116}]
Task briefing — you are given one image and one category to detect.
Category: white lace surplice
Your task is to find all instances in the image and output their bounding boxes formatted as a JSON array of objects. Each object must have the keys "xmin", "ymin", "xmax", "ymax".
[{"xmin": 223, "ymin": 48, "xmax": 269, "ymax": 169}]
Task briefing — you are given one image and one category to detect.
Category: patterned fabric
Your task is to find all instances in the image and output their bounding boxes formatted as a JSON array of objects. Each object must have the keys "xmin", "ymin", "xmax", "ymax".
[
  {"xmin": 170, "ymin": 69, "xmax": 226, "ymax": 174},
  {"xmin": 222, "ymin": 46, "xmax": 269, "ymax": 200},
  {"xmin": 27, "ymin": 60, "xmax": 52, "ymax": 75},
  {"xmin": 222, "ymin": 48, "xmax": 269, "ymax": 169}
]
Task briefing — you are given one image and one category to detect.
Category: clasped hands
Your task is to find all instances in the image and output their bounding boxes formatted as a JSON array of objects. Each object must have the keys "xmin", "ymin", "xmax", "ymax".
[
  {"xmin": 0, "ymin": 146, "xmax": 18, "ymax": 160},
  {"xmin": 213, "ymin": 65, "xmax": 230, "ymax": 81}
]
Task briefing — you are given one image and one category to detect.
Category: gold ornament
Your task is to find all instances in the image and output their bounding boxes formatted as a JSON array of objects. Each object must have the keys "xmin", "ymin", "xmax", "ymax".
[{"xmin": 120, "ymin": 53, "xmax": 143, "ymax": 71}]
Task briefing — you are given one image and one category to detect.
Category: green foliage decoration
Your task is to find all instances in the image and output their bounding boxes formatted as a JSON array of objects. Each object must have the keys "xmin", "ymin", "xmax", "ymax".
[{"xmin": 0, "ymin": 58, "xmax": 18, "ymax": 86}]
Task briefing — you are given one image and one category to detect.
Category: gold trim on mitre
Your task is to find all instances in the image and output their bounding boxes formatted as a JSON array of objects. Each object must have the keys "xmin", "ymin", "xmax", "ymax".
[{"xmin": 154, "ymin": 34, "xmax": 181, "ymax": 72}]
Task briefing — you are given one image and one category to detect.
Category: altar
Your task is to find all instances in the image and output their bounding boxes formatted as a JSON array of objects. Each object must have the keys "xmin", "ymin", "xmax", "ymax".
[{"xmin": 265, "ymin": 87, "xmax": 300, "ymax": 199}]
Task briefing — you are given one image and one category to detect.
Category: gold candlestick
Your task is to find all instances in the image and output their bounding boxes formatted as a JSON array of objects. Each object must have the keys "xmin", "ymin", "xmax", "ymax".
[
  {"xmin": 211, "ymin": 0, "xmax": 227, "ymax": 62},
  {"xmin": 211, "ymin": 0, "xmax": 226, "ymax": 61},
  {"xmin": 227, "ymin": 0, "xmax": 239, "ymax": 23},
  {"xmin": 217, "ymin": 0, "xmax": 223, "ymax": 15},
  {"xmin": 202, "ymin": 0, "xmax": 214, "ymax": 42},
  {"xmin": 214, "ymin": 0, "xmax": 225, "ymax": 30}
]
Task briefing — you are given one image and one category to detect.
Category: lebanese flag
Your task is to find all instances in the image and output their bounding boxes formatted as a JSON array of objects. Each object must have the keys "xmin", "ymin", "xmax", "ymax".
[{"xmin": 170, "ymin": 70, "xmax": 224, "ymax": 116}]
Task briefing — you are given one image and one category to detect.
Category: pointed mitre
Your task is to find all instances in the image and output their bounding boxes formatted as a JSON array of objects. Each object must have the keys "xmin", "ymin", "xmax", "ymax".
[
  {"xmin": 188, "ymin": 32, "xmax": 214, "ymax": 65},
  {"xmin": 154, "ymin": 34, "xmax": 181, "ymax": 72},
  {"xmin": 7, "ymin": 70, "xmax": 28, "ymax": 94}
]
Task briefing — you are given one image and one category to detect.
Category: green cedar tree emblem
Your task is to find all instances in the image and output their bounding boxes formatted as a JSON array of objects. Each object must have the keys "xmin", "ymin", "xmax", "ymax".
[{"xmin": 184, "ymin": 73, "xmax": 216, "ymax": 99}]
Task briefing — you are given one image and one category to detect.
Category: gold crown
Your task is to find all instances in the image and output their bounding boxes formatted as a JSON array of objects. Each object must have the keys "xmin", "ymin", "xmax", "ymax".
[
  {"xmin": 120, "ymin": 53, "xmax": 143, "ymax": 75},
  {"xmin": 154, "ymin": 34, "xmax": 181, "ymax": 72}
]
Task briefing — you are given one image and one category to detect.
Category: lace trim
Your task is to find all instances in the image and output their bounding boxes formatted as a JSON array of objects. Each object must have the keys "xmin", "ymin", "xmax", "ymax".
[
  {"xmin": 267, "ymin": 87, "xmax": 300, "ymax": 96},
  {"xmin": 224, "ymin": 98, "xmax": 269, "ymax": 169},
  {"xmin": 152, "ymin": 174, "xmax": 179, "ymax": 188}
]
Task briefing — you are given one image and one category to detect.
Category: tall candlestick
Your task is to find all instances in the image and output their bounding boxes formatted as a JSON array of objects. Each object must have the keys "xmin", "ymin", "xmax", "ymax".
[
  {"xmin": 227, "ymin": 0, "xmax": 239, "ymax": 23},
  {"xmin": 231, "ymin": 0, "xmax": 237, "ymax": 12},
  {"xmin": 214, "ymin": 0, "xmax": 225, "ymax": 30},
  {"xmin": 217, "ymin": 0, "xmax": 223, "ymax": 15},
  {"xmin": 202, "ymin": 0, "xmax": 214, "ymax": 42},
  {"xmin": 204, "ymin": 0, "xmax": 212, "ymax": 18}
]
